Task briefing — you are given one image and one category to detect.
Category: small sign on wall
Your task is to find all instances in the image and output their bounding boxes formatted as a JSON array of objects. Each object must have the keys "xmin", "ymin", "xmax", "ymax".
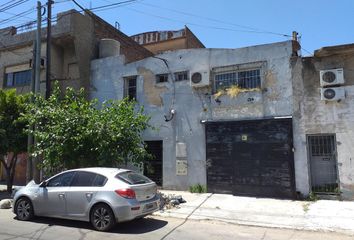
[{"xmin": 176, "ymin": 160, "xmax": 188, "ymax": 175}]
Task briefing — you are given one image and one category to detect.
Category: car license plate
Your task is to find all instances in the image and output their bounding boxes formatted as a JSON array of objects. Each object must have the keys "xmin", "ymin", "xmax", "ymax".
[{"xmin": 144, "ymin": 202, "xmax": 156, "ymax": 211}]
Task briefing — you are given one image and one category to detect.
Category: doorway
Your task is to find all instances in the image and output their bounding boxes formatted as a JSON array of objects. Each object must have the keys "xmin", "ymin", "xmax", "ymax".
[
  {"xmin": 144, "ymin": 141, "xmax": 163, "ymax": 186},
  {"xmin": 308, "ymin": 134, "xmax": 339, "ymax": 193}
]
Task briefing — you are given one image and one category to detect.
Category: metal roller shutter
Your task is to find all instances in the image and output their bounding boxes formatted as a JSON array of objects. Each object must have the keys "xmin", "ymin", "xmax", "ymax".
[{"xmin": 206, "ymin": 118, "xmax": 296, "ymax": 199}]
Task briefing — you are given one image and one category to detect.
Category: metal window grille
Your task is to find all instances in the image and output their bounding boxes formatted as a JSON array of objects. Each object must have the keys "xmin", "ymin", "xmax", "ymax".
[
  {"xmin": 156, "ymin": 74, "xmax": 168, "ymax": 83},
  {"xmin": 124, "ymin": 77, "xmax": 137, "ymax": 100},
  {"xmin": 308, "ymin": 135, "xmax": 339, "ymax": 194},
  {"xmin": 174, "ymin": 71, "xmax": 188, "ymax": 81},
  {"xmin": 215, "ymin": 69, "xmax": 261, "ymax": 91}
]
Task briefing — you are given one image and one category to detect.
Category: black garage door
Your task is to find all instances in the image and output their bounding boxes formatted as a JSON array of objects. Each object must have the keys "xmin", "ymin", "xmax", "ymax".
[{"xmin": 206, "ymin": 118, "xmax": 295, "ymax": 199}]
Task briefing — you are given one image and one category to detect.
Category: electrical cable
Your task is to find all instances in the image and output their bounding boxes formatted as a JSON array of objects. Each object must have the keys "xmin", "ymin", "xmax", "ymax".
[
  {"xmin": 0, "ymin": 0, "xmax": 29, "ymax": 13},
  {"xmin": 1, "ymin": 10, "xmax": 34, "ymax": 21},
  {"xmin": 0, "ymin": 8, "xmax": 35, "ymax": 26},
  {"xmin": 50, "ymin": 0, "xmax": 138, "ymax": 23},
  {"xmin": 125, "ymin": 7, "xmax": 291, "ymax": 37},
  {"xmin": 88, "ymin": 0, "xmax": 138, "ymax": 11},
  {"xmin": 138, "ymin": 2, "xmax": 290, "ymax": 37}
]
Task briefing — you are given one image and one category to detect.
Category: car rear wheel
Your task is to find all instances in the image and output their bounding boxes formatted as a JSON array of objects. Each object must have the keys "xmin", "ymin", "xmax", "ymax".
[
  {"xmin": 15, "ymin": 197, "xmax": 34, "ymax": 221},
  {"xmin": 90, "ymin": 204, "xmax": 116, "ymax": 231}
]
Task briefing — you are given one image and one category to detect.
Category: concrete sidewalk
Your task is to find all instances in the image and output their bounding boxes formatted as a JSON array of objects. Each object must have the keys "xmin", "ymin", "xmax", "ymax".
[{"xmin": 155, "ymin": 190, "xmax": 354, "ymax": 235}]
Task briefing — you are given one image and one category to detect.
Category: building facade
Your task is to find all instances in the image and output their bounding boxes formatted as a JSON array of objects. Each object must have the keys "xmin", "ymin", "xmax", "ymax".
[
  {"xmin": 131, "ymin": 26, "xmax": 205, "ymax": 54},
  {"xmin": 292, "ymin": 43, "xmax": 354, "ymax": 200},
  {"xmin": 91, "ymin": 40, "xmax": 301, "ymax": 199}
]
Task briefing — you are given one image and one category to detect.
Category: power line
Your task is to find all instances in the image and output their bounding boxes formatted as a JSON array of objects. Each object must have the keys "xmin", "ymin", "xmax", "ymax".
[
  {"xmin": 138, "ymin": 2, "xmax": 290, "ymax": 37},
  {"xmin": 0, "ymin": 1, "xmax": 13, "ymax": 8},
  {"xmin": 0, "ymin": 7, "xmax": 35, "ymax": 26},
  {"xmin": 0, "ymin": 0, "xmax": 29, "ymax": 13},
  {"xmin": 88, "ymin": 0, "xmax": 139, "ymax": 11},
  {"xmin": 50, "ymin": 0, "xmax": 139, "ymax": 23},
  {"xmin": 125, "ymin": 7, "xmax": 292, "ymax": 37},
  {"xmin": 1, "ymin": 10, "xmax": 35, "ymax": 21}
]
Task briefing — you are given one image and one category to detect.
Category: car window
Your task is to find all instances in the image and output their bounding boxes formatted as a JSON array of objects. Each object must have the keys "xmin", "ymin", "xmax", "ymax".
[
  {"xmin": 71, "ymin": 171, "xmax": 97, "ymax": 187},
  {"xmin": 47, "ymin": 171, "xmax": 76, "ymax": 187},
  {"xmin": 116, "ymin": 171, "xmax": 152, "ymax": 185},
  {"xmin": 92, "ymin": 174, "xmax": 107, "ymax": 187}
]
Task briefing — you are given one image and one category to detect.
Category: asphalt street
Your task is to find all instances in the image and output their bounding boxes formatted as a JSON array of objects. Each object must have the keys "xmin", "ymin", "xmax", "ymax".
[{"xmin": 0, "ymin": 209, "xmax": 353, "ymax": 240}]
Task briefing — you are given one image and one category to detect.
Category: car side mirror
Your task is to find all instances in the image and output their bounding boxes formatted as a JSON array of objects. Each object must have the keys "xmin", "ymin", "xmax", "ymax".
[{"xmin": 39, "ymin": 181, "xmax": 47, "ymax": 188}]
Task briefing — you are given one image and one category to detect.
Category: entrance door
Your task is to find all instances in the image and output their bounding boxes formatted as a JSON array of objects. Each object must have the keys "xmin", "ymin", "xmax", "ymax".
[
  {"xmin": 144, "ymin": 141, "xmax": 163, "ymax": 186},
  {"xmin": 308, "ymin": 135, "xmax": 339, "ymax": 193}
]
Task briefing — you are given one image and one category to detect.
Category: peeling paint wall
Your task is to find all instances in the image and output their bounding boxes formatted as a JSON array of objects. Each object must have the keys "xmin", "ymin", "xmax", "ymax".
[
  {"xmin": 292, "ymin": 53, "xmax": 354, "ymax": 200},
  {"xmin": 138, "ymin": 67, "xmax": 167, "ymax": 106},
  {"xmin": 91, "ymin": 41, "xmax": 296, "ymax": 190}
]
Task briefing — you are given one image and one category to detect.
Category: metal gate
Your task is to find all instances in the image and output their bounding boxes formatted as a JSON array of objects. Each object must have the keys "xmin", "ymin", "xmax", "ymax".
[
  {"xmin": 308, "ymin": 135, "xmax": 339, "ymax": 193},
  {"xmin": 206, "ymin": 118, "xmax": 296, "ymax": 199},
  {"xmin": 144, "ymin": 141, "xmax": 163, "ymax": 186}
]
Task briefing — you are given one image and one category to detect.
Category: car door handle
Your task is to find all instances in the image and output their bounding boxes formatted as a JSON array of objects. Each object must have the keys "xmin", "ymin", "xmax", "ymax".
[{"xmin": 58, "ymin": 193, "xmax": 65, "ymax": 198}]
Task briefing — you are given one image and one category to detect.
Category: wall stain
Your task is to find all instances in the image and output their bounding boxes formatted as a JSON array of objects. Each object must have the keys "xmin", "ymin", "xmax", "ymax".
[
  {"xmin": 138, "ymin": 66, "xmax": 167, "ymax": 106},
  {"xmin": 264, "ymin": 69, "xmax": 281, "ymax": 101}
]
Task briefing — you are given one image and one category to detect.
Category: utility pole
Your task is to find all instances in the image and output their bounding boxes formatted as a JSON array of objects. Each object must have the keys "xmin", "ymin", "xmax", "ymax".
[
  {"xmin": 45, "ymin": 0, "xmax": 53, "ymax": 99},
  {"xmin": 26, "ymin": 41, "xmax": 36, "ymax": 183},
  {"xmin": 33, "ymin": 1, "xmax": 42, "ymax": 183}
]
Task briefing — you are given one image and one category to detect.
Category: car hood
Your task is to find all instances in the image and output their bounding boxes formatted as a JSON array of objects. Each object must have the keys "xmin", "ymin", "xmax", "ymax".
[
  {"xmin": 13, "ymin": 180, "xmax": 40, "ymax": 198},
  {"xmin": 26, "ymin": 180, "xmax": 39, "ymax": 187}
]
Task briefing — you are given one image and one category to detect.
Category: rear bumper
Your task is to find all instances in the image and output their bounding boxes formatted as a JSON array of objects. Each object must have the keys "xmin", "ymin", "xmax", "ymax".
[{"xmin": 112, "ymin": 195, "xmax": 160, "ymax": 222}]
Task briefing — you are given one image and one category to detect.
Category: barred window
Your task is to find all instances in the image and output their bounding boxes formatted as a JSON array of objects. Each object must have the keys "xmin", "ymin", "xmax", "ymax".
[
  {"xmin": 5, "ymin": 70, "xmax": 31, "ymax": 87},
  {"xmin": 156, "ymin": 74, "xmax": 168, "ymax": 83},
  {"xmin": 215, "ymin": 69, "xmax": 261, "ymax": 91},
  {"xmin": 174, "ymin": 71, "xmax": 189, "ymax": 81},
  {"xmin": 124, "ymin": 76, "xmax": 137, "ymax": 100}
]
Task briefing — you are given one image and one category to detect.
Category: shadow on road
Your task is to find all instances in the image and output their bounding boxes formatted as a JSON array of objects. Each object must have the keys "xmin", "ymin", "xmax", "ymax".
[{"xmin": 24, "ymin": 216, "xmax": 168, "ymax": 234}]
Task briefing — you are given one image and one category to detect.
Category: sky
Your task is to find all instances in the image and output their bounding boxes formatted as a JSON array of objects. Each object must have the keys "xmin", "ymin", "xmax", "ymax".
[{"xmin": 1, "ymin": 0, "xmax": 354, "ymax": 56}]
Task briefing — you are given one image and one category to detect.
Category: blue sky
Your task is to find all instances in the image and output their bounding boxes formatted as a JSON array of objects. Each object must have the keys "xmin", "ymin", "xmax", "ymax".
[{"xmin": 2, "ymin": 0, "xmax": 354, "ymax": 55}]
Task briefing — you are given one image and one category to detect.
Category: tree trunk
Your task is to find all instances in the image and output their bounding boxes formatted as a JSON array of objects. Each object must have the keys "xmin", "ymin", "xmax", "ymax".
[
  {"xmin": 0, "ymin": 154, "xmax": 18, "ymax": 194},
  {"xmin": 6, "ymin": 167, "xmax": 12, "ymax": 194}
]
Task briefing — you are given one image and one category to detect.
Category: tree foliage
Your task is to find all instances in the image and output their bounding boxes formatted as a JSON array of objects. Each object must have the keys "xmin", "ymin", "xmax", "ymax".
[
  {"xmin": 23, "ymin": 85, "xmax": 151, "ymax": 175},
  {"xmin": 0, "ymin": 89, "xmax": 28, "ymax": 193}
]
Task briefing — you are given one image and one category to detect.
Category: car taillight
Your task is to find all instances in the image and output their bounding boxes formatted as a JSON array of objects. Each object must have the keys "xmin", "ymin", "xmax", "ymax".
[{"xmin": 115, "ymin": 189, "xmax": 136, "ymax": 199}]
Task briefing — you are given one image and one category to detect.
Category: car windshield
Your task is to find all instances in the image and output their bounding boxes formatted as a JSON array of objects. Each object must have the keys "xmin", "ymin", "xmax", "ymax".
[{"xmin": 116, "ymin": 171, "xmax": 152, "ymax": 185}]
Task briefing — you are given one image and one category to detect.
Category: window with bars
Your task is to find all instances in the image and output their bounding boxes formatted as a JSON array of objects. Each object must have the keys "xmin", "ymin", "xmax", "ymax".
[
  {"xmin": 4, "ymin": 69, "xmax": 32, "ymax": 87},
  {"xmin": 214, "ymin": 69, "xmax": 261, "ymax": 91},
  {"xmin": 309, "ymin": 135, "xmax": 335, "ymax": 157},
  {"xmin": 156, "ymin": 74, "xmax": 169, "ymax": 83},
  {"xmin": 124, "ymin": 77, "xmax": 137, "ymax": 100},
  {"xmin": 174, "ymin": 71, "xmax": 189, "ymax": 81}
]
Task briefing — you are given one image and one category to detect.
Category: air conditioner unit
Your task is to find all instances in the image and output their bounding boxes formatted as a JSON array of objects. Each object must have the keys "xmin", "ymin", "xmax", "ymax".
[
  {"xmin": 320, "ymin": 68, "xmax": 344, "ymax": 87},
  {"xmin": 320, "ymin": 87, "xmax": 345, "ymax": 101},
  {"xmin": 190, "ymin": 70, "xmax": 210, "ymax": 88}
]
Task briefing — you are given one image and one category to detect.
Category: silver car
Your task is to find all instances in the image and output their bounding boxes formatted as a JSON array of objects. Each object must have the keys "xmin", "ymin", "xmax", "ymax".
[{"xmin": 13, "ymin": 167, "xmax": 160, "ymax": 231}]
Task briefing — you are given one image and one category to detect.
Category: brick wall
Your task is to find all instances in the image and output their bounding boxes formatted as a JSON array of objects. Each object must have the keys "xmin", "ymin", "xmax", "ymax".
[{"xmin": 185, "ymin": 26, "xmax": 205, "ymax": 49}]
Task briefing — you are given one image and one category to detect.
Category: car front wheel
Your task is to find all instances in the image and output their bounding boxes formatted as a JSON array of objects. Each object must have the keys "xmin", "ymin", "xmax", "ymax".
[
  {"xmin": 90, "ymin": 204, "xmax": 116, "ymax": 231},
  {"xmin": 15, "ymin": 197, "xmax": 34, "ymax": 221}
]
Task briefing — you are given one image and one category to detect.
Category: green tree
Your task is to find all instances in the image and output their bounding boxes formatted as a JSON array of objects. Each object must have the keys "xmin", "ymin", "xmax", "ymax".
[
  {"xmin": 23, "ymin": 85, "xmax": 151, "ymax": 176},
  {"xmin": 0, "ymin": 89, "xmax": 28, "ymax": 193}
]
